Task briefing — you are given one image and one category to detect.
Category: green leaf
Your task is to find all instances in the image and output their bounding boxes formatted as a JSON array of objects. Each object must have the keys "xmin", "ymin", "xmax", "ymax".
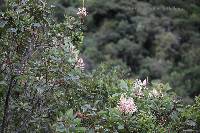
[
  {"xmin": 98, "ymin": 110, "xmax": 107, "ymax": 114},
  {"xmin": 32, "ymin": 23, "xmax": 41, "ymax": 27},
  {"xmin": 186, "ymin": 120, "xmax": 196, "ymax": 127},
  {"xmin": 76, "ymin": 127, "xmax": 86, "ymax": 132},
  {"xmin": 66, "ymin": 109, "xmax": 74, "ymax": 119},
  {"xmin": 0, "ymin": 81, "xmax": 6, "ymax": 85},
  {"xmin": 0, "ymin": 20, "xmax": 7, "ymax": 28},
  {"xmin": 165, "ymin": 83, "xmax": 172, "ymax": 91},
  {"xmin": 8, "ymin": 28, "xmax": 17, "ymax": 33},
  {"xmin": 118, "ymin": 124, "xmax": 124, "ymax": 130},
  {"xmin": 119, "ymin": 80, "xmax": 128, "ymax": 90},
  {"xmin": 74, "ymin": 118, "xmax": 81, "ymax": 125},
  {"xmin": 56, "ymin": 123, "xmax": 66, "ymax": 132}
]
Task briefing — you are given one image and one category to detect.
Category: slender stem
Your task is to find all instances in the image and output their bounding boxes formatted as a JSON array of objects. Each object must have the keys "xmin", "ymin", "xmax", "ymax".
[
  {"xmin": 121, "ymin": 113, "xmax": 129, "ymax": 132},
  {"xmin": 82, "ymin": 0, "xmax": 85, "ymax": 7},
  {"xmin": 124, "ymin": 119, "xmax": 130, "ymax": 132},
  {"xmin": 1, "ymin": 76, "xmax": 15, "ymax": 133}
]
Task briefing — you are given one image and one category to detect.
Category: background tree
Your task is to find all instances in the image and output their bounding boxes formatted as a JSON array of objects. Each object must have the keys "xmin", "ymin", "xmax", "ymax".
[{"xmin": 53, "ymin": 0, "xmax": 200, "ymax": 100}]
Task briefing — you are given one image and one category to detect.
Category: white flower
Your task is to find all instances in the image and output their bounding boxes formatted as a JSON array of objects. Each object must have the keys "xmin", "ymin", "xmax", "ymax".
[
  {"xmin": 133, "ymin": 78, "xmax": 148, "ymax": 98},
  {"xmin": 75, "ymin": 58, "xmax": 85, "ymax": 70},
  {"xmin": 77, "ymin": 7, "xmax": 87, "ymax": 18},
  {"xmin": 68, "ymin": 45, "xmax": 79, "ymax": 61},
  {"xmin": 134, "ymin": 79, "xmax": 143, "ymax": 90}
]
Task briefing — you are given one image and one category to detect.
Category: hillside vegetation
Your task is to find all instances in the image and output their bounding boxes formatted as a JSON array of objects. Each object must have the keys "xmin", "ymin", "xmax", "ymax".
[
  {"xmin": 0, "ymin": 0, "xmax": 200, "ymax": 132},
  {"xmin": 54, "ymin": 0, "xmax": 200, "ymax": 99}
]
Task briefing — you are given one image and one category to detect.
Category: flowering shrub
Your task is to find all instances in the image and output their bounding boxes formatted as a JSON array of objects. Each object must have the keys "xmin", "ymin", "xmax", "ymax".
[
  {"xmin": 0, "ymin": 0, "xmax": 199, "ymax": 132},
  {"xmin": 55, "ymin": 75, "xmax": 199, "ymax": 132}
]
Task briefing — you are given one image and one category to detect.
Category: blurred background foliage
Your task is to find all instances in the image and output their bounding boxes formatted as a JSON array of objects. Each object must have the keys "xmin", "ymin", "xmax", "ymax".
[
  {"xmin": 1, "ymin": 0, "xmax": 199, "ymax": 100},
  {"xmin": 46, "ymin": 0, "xmax": 200, "ymax": 100}
]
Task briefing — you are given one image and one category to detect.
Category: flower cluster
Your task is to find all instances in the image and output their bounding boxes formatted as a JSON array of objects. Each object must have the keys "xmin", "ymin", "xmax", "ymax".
[
  {"xmin": 118, "ymin": 95, "xmax": 137, "ymax": 114},
  {"xmin": 133, "ymin": 78, "xmax": 148, "ymax": 98},
  {"xmin": 134, "ymin": 78, "xmax": 148, "ymax": 90},
  {"xmin": 75, "ymin": 57, "xmax": 85, "ymax": 70},
  {"xmin": 77, "ymin": 7, "xmax": 87, "ymax": 18}
]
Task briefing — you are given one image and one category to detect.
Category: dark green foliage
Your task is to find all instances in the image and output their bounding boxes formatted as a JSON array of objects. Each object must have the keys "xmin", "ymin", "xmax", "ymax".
[
  {"xmin": 0, "ymin": 0, "xmax": 83, "ymax": 132},
  {"xmin": 181, "ymin": 96, "xmax": 200, "ymax": 132},
  {"xmin": 56, "ymin": 0, "xmax": 200, "ymax": 98}
]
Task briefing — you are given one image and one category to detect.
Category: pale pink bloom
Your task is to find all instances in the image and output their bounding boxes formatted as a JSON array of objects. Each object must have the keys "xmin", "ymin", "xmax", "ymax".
[
  {"xmin": 118, "ymin": 95, "xmax": 137, "ymax": 114},
  {"xmin": 77, "ymin": 7, "xmax": 87, "ymax": 18},
  {"xmin": 75, "ymin": 58, "xmax": 85, "ymax": 70},
  {"xmin": 142, "ymin": 77, "xmax": 148, "ymax": 86},
  {"xmin": 134, "ymin": 78, "xmax": 148, "ymax": 89}
]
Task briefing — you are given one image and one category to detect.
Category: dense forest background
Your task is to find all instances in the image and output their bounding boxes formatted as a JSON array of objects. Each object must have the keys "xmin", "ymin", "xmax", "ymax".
[
  {"xmin": 47, "ymin": 0, "xmax": 200, "ymax": 101},
  {"xmin": 1, "ymin": 0, "xmax": 199, "ymax": 100}
]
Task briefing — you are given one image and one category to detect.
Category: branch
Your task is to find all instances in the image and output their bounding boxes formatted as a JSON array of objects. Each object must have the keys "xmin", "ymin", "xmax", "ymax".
[{"xmin": 1, "ymin": 75, "xmax": 16, "ymax": 133}]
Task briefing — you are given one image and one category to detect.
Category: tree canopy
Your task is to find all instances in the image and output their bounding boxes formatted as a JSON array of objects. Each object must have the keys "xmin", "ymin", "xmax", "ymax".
[{"xmin": 54, "ymin": 0, "xmax": 200, "ymax": 99}]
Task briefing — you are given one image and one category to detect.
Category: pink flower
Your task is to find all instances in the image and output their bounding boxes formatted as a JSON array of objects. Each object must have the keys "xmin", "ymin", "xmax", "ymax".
[
  {"xmin": 118, "ymin": 95, "xmax": 137, "ymax": 114},
  {"xmin": 77, "ymin": 7, "xmax": 87, "ymax": 18},
  {"xmin": 134, "ymin": 78, "xmax": 148, "ymax": 89},
  {"xmin": 142, "ymin": 78, "xmax": 148, "ymax": 86},
  {"xmin": 75, "ymin": 58, "xmax": 85, "ymax": 70}
]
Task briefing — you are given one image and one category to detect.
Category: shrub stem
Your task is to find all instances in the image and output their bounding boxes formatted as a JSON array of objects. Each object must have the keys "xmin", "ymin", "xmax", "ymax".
[{"xmin": 1, "ymin": 76, "xmax": 15, "ymax": 133}]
